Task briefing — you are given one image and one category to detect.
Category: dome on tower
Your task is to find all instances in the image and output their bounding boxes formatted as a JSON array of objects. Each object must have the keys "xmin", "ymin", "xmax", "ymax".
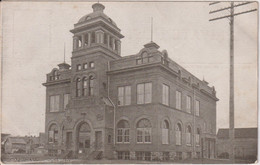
[{"xmin": 78, "ymin": 3, "xmax": 118, "ymax": 27}]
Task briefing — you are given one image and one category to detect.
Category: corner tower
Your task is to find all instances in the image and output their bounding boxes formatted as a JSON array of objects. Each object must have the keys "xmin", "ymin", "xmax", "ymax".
[
  {"xmin": 70, "ymin": 3, "xmax": 124, "ymax": 99},
  {"xmin": 70, "ymin": 3, "xmax": 124, "ymax": 58}
]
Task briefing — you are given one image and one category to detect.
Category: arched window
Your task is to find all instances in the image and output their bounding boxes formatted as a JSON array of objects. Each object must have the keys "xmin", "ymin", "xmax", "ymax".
[
  {"xmin": 48, "ymin": 124, "xmax": 58, "ymax": 143},
  {"xmin": 162, "ymin": 120, "xmax": 169, "ymax": 144},
  {"xmin": 78, "ymin": 123, "xmax": 91, "ymax": 150},
  {"xmin": 53, "ymin": 70, "xmax": 59, "ymax": 80},
  {"xmin": 176, "ymin": 123, "xmax": 182, "ymax": 145},
  {"xmin": 82, "ymin": 77, "xmax": 88, "ymax": 96},
  {"xmin": 136, "ymin": 119, "xmax": 152, "ymax": 143},
  {"xmin": 196, "ymin": 128, "xmax": 200, "ymax": 146},
  {"xmin": 117, "ymin": 120, "xmax": 130, "ymax": 143},
  {"xmin": 186, "ymin": 125, "xmax": 192, "ymax": 145},
  {"xmin": 76, "ymin": 78, "xmax": 81, "ymax": 97},
  {"xmin": 89, "ymin": 76, "xmax": 94, "ymax": 96}
]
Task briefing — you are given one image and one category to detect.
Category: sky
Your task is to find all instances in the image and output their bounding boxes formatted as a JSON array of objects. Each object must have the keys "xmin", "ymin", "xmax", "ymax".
[{"xmin": 1, "ymin": 1, "xmax": 258, "ymax": 136}]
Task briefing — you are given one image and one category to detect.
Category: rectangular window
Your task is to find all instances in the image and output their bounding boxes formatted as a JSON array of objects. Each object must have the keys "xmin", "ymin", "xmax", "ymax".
[
  {"xmin": 196, "ymin": 134, "xmax": 200, "ymax": 145},
  {"xmin": 137, "ymin": 128, "xmax": 151, "ymax": 143},
  {"xmin": 90, "ymin": 62, "xmax": 94, "ymax": 68},
  {"xmin": 176, "ymin": 91, "xmax": 182, "ymax": 110},
  {"xmin": 176, "ymin": 131, "xmax": 181, "ymax": 145},
  {"xmin": 137, "ymin": 82, "xmax": 152, "ymax": 104},
  {"xmin": 63, "ymin": 94, "xmax": 69, "ymax": 110},
  {"xmin": 83, "ymin": 63, "xmax": 88, "ymax": 69},
  {"xmin": 77, "ymin": 64, "xmax": 81, "ymax": 71},
  {"xmin": 118, "ymin": 86, "xmax": 131, "ymax": 106},
  {"xmin": 50, "ymin": 95, "xmax": 60, "ymax": 112},
  {"xmin": 163, "ymin": 152, "xmax": 170, "ymax": 161},
  {"xmin": 117, "ymin": 129, "xmax": 123, "ymax": 143},
  {"xmin": 187, "ymin": 152, "xmax": 192, "ymax": 159},
  {"xmin": 117, "ymin": 129, "xmax": 129, "ymax": 143},
  {"xmin": 195, "ymin": 100, "xmax": 200, "ymax": 116},
  {"xmin": 186, "ymin": 96, "xmax": 191, "ymax": 113},
  {"xmin": 162, "ymin": 128, "xmax": 169, "ymax": 144},
  {"xmin": 176, "ymin": 152, "xmax": 182, "ymax": 160},
  {"xmin": 162, "ymin": 84, "xmax": 169, "ymax": 106},
  {"xmin": 117, "ymin": 151, "xmax": 130, "ymax": 160},
  {"xmin": 186, "ymin": 133, "xmax": 191, "ymax": 145}
]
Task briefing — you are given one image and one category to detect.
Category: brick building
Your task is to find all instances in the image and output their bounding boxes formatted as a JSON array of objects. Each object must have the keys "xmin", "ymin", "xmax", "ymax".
[
  {"xmin": 217, "ymin": 128, "xmax": 257, "ymax": 161},
  {"xmin": 43, "ymin": 3, "xmax": 218, "ymax": 160}
]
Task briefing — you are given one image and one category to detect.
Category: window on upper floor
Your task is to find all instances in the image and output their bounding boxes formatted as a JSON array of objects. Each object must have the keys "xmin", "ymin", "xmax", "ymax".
[
  {"xmin": 162, "ymin": 84, "xmax": 169, "ymax": 106},
  {"xmin": 104, "ymin": 33, "xmax": 108, "ymax": 44},
  {"xmin": 162, "ymin": 120, "xmax": 169, "ymax": 144},
  {"xmin": 82, "ymin": 77, "xmax": 88, "ymax": 96},
  {"xmin": 83, "ymin": 63, "xmax": 88, "ymax": 69},
  {"xmin": 176, "ymin": 123, "xmax": 182, "ymax": 145},
  {"xmin": 176, "ymin": 91, "xmax": 182, "ymax": 110},
  {"xmin": 195, "ymin": 100, "xmax": 200, "ymax": 116},
  {"xmin": 63, "ymin": 94, "xmax": 69, "ymax": 110},
  {"xmin": 117, "ymin": 120, "xmax": 130, "ymax": 143},
  {"xmin": 136, "ymin": 119, "xmax": 152, "ymax": 143},
  {"xmin": 77, "ymin": 64, "xmax": 82, "ymax": 71},
  {"xmin": 50, "ymin": 95, "xmax": 60, "ymax": 112},
  {"xmin": 118, "ymin": 86, "xmax": 131, "ymax": 106},
  {"xmin": 90, "ymin": 62, "xmax": 94, "ymax": 68},
  {"xmin": 53, "ymin": 70, "xmax": 59, "ymax": 80},
  {"xmin": 91, "ymin": 32, "xmax": 95, "ymax": 43},
  {"xmin": 76, "ymin": 78, "xmax": 81, "ymax": 97},
  {"xmin": 136, "ymin": 52, "xmax": 153, "ymax": 65},
  {"xmin": 186, "ymin": 96, "xmax": 192, "ymax": 113},
  {"xmin": 137, "ymin": 82, "xmax": 152, "ymax": 104},
  {"xmin": 89, "ymin": 76, "xmax": 94, "ymax": 96}
]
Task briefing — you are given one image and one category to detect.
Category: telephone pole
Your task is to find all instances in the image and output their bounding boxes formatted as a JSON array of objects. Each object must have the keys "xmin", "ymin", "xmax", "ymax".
[{"xmin": 209, "ymin": 1, "xmax": 257, "ymax": 163}]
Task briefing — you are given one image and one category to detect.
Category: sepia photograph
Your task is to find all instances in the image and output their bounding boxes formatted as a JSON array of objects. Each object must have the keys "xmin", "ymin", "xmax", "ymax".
[{"xmin": 1, "ymin": 0, "xmax": 258, "ymax": 164}]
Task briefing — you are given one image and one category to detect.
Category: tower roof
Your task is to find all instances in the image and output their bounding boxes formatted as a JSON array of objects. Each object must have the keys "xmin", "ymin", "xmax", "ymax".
[{"xmin": 77, "ymin": 3, "xmax": 117, "ymax": 27}]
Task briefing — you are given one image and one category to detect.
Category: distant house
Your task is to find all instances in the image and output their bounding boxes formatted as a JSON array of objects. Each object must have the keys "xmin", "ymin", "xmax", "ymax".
[
  {"xmin": 4, "ymin": 137, "xmax": 27, "ymax": 154},
  {"xmin": 1, "ymin": 133, "xmax": 11, "ymax": 153},
  {"xmin": 217, "ymin": 128, "xmax": 257, "ymax": 160}
]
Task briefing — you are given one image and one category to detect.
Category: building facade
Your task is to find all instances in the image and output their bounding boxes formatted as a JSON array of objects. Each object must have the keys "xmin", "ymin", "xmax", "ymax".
[
  {"xmin": 217, "ymin": 128, "xmax": 257, "ymax": 161},
  {"xmin": 43, "ymin": 3, "xmax": 218, "ymax": 160}
]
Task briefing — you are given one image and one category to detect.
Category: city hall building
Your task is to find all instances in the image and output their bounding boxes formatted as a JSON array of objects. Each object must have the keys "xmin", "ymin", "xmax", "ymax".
[{"xmin": 43, "ymin": 3, "xmax": 218, "ymax": 160}]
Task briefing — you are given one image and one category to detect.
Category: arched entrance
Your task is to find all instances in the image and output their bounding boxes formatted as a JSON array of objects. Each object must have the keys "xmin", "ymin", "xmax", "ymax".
[{"xmin": 76, "ymin": 122, "xmax": 92, "ymax": 154}]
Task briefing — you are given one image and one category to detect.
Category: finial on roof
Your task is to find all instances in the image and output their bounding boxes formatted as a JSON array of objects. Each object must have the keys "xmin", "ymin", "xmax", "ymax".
[
  {"xmin": 64, "ymin": 43, "xmax": 66, "ymax": 63},
  {"xmin": 151, "ymin": 17, "xmax": 153, "ymax": 42},
  {"xmin": 92, "ymin": 3, "xmax": 105, "ymax": 12}
]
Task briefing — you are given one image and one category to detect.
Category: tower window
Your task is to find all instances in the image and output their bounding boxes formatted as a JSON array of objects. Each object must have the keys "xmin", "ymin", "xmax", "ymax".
[
  {"xmin": 76, "ymin": 78, "xmax": 81, "ymax": 97},
  {"xmin": 89, "ymin": 76, "xmax": 94, "ymax": 96},
  {"xmin": 104, "ymin": 33, "xmax": 108, "ymax": 44},
  {"xmin": 91, "ymin": 32, "xmax": 95, "ymax": 43},
  {"xmin": 77, "ymin": 64, "xmax": 82, "ymax": 71},
  {"xmin": 90, "ymin": 62, "xmax": 94, "ymax": 68},
  {"xmin": 83, "ymin": 63, "xmax": 88, "ymax": 69},
  {"xmin": 82, "ymin": 77, "xmax": 88, "ymax": 96}
]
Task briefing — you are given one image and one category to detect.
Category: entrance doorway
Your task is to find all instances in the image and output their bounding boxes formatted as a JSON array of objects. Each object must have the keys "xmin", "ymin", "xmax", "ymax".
[{"xmin": 77, "ymin": 122, "xmax": 91, "ymax": 154}]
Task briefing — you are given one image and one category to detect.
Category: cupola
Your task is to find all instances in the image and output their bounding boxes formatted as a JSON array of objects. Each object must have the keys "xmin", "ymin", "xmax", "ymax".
[{"xmin": 70, "ymin": 3, "xmax": 124, "ymax": 58}]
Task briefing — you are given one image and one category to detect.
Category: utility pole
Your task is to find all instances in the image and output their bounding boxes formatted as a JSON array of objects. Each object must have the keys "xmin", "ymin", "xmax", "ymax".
[{"xmin": 209, "ymin": 1, "xmax": 257, "ymax": 163}]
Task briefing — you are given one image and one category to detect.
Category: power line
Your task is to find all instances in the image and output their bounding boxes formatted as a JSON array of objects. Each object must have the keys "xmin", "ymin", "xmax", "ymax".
[{"xmin": 209, "ymin": 1, "xmax": 257, "ymax": 163}]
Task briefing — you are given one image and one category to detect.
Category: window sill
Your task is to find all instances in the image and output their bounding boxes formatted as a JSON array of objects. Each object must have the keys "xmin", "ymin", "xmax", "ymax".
[
  {"xmin": 176, "ymin": 144, "xmax": 182, "ymax": 146},
  {"xmin": 186, "ymin": 144, "xmax": 192, "ymax": 147},
  {"xmin": 137, "ymin": 142, "xmax": 152, "ymax": 144},
  {"xmin": 116, "ymin": 142, "xmax": 130, "ymax": 144}
]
